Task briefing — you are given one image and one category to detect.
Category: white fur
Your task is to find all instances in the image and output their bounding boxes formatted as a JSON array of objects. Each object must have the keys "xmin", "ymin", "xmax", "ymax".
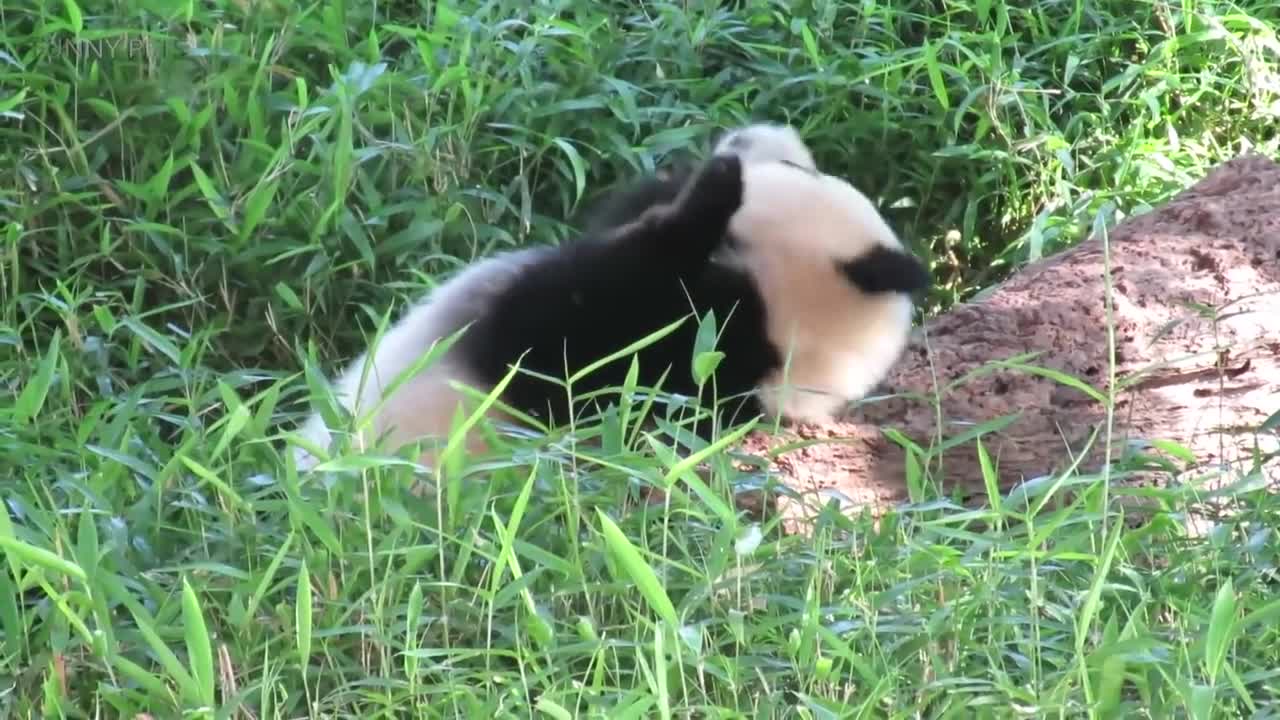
[
  {"xmin": 713, "ymin": 123, "xmax": 817, "ymax": 171},
  {"xmin": 730, "ymin": 161, "xmax": 916, "ymax": 423},
  {"xmin": 293, "ymin": 248, "xmax": 546, "ymax": 470}
]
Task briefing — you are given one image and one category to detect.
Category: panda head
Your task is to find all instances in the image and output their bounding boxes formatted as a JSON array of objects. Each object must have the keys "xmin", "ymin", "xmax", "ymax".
[
  {"xmin": 723, "ymin": 160, "xmax": 931, "ymax": 423},
  {"xmin": 712, "ymin": 123, "xmax": 817, "ymax": 172}
]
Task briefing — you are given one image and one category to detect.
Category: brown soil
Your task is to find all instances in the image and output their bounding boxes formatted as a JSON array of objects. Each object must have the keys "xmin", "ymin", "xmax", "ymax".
[{"xmin": 742, "ymin": 153, "xmax": 1280, "ymax": 532}]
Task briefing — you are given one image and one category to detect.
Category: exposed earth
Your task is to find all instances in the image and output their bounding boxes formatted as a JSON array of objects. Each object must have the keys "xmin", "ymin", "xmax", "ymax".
[{"xmin": 740, "ymin": 153, "xmax": 1280, "ymax": 531}]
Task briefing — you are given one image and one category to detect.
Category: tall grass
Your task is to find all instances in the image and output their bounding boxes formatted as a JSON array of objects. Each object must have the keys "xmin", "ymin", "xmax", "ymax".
[{"xmin": 2, "ymin": 0, "xmax": 1279, "ymax": 717}]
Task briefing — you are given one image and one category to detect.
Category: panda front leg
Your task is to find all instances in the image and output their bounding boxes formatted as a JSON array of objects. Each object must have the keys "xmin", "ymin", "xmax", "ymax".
[
  {"xmin": 664, "ymin": 153, "xmax": 745, "ymax": 256},
  {"xmin": 611, "ymin": 154, "xmax": 744, "ymax": 278}
]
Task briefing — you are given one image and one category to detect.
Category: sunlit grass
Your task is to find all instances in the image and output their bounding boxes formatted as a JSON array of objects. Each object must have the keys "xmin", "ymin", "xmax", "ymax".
[{"xmin": 2, "ymin": 0, "xmax": 1280, "ymax": 717}]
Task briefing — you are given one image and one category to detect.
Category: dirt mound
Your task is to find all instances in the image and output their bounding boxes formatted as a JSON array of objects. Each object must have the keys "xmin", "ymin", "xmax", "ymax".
[{"xmin": 745, "ymin": 153, "xmax": 1280, "ymax": 530}]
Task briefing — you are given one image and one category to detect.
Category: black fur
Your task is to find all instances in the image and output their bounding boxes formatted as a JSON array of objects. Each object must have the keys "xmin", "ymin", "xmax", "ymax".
[
  {"xmin": 578, "ymin": 162, "xmax": 697, "ymax": 234},
  {"xmin": 838, "ymin": 245, "xmax": 931, "ymax": 295},
  {"xmin": 457, "ymin": 154, "xmax": 779, "ymax": 432}
]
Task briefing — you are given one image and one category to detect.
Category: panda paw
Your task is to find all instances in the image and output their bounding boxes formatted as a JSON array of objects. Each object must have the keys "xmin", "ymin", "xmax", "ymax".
[{"xmin": 677, "ymin": 153, "xmax": 744, "ymax": 224}]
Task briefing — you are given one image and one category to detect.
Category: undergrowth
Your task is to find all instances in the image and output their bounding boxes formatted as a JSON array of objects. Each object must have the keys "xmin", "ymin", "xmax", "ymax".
[{"xmin": 2, "ymin": 0, "xmax": 1279, "ymax": 717}]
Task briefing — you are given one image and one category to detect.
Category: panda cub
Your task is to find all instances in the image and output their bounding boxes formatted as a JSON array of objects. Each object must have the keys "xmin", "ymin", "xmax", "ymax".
[{"xmin": 293, "ymin": 129, "xmax": 929, "ymax": 470}]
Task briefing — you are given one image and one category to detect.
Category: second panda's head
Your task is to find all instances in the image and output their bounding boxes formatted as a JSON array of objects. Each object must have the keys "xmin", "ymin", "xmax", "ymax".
[
  {"xmin": 723, "ymin": 160, "xmax": 931, "ymax": 423},
  {"xmin": 712, "ymin": 123, "xmax": 817, "ymax": 171},
  {"xmin": 580, "ymin": 122, "xmax": 817, "ymax": 236}
]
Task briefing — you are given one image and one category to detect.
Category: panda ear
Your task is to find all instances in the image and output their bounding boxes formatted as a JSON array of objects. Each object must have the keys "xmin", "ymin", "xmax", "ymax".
[{"xmin": 837, "ymin": 245, "xmax": 931, "ymax": 295}]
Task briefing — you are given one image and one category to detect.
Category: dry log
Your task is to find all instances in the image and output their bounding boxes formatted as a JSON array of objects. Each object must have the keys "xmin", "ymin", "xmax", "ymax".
[{"xmin": 743, "ymin": 153, "xmax": 1280, "ymax": 528}]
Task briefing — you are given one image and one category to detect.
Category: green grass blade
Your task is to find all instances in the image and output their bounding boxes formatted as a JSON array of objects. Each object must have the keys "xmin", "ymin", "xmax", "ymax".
[
  {"xmin": 181, "ymin": 576, "xmax": 216, "ymax": 708},
  {"xmin": 1204, "ymin": 578, "xmax": 1238, "ymax": 684},
  {"xmin": 596, "ymin": 510, "xmax": 678, "ymax": 627},
  {"xmin": 296, "ymin": 560, "xmax": 313, "ymax": 670},
  {"xmin": 0, "ymin": 536, "xmax": 87, "ymax": 585},
  {"xmin": 14, "ymin": 328, "xmax": 60, "ymax": 425}
]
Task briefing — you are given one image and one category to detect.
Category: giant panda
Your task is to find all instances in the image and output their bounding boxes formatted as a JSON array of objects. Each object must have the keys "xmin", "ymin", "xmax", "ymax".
[
  {"xmin": 292, "ymin": 147, "xmax": 929, "ymax": 471},
  {"xmin": 293, "ymin": 124, "xmax": 817, "ymax": 468}
]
